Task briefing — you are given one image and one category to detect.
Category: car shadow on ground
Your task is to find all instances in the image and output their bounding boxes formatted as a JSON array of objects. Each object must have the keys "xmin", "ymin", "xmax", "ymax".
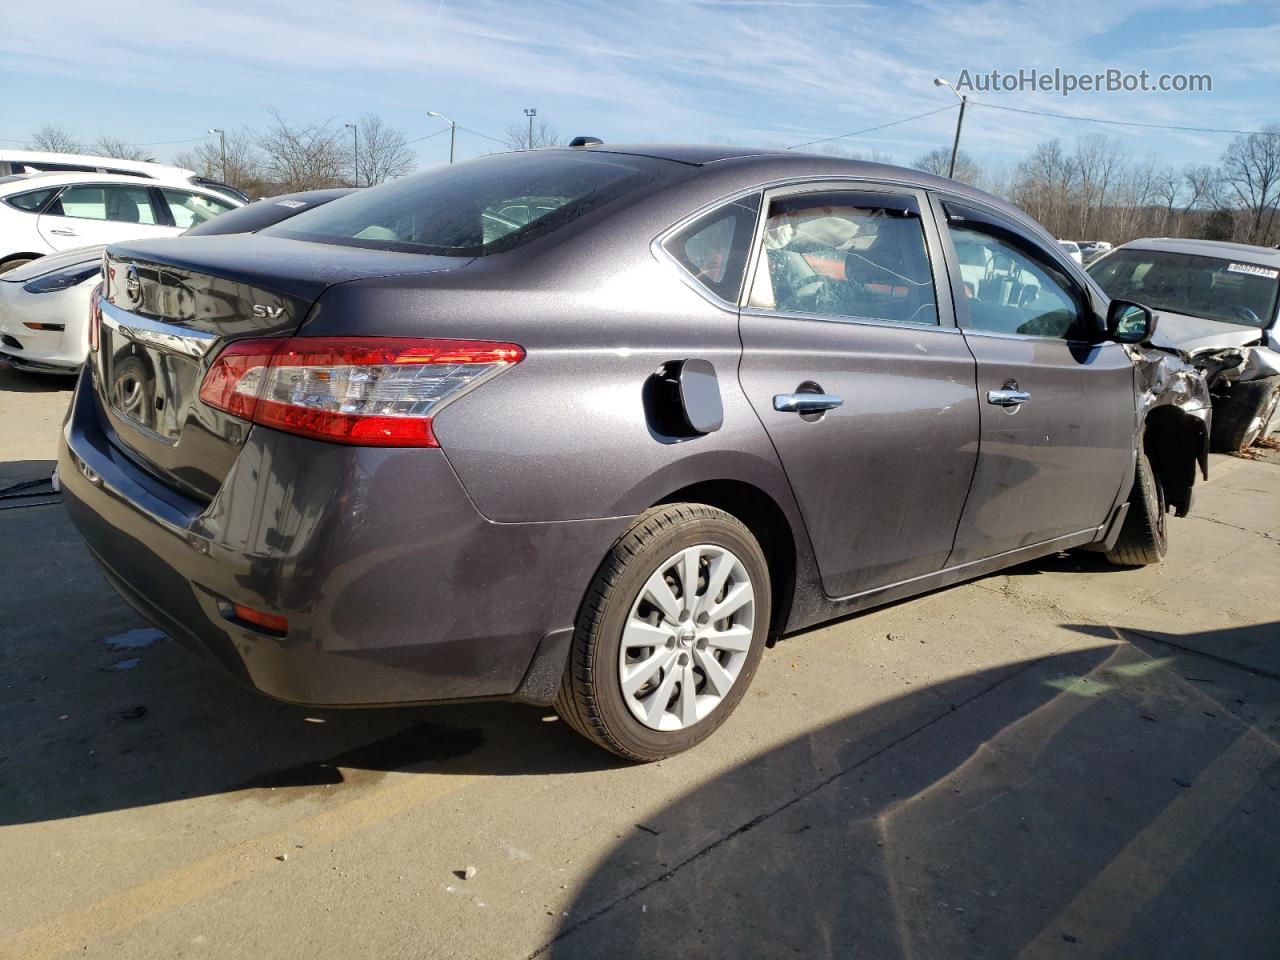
[
  {"xmin": 0, "ymin": 363, "xmax": 76, "ymax": 393},
  {"xmin": 543, "ymin": 625, "xmax": 1280, "ymax": 960}
]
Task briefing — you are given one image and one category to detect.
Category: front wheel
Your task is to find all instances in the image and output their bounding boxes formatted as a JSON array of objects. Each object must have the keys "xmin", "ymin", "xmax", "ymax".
[
  {"xmin": 1211, "ymin": 376, "xmax": 1280, "ymax": 452},
  {"xmin": 1105, "ymin": 450, "xmax": 1167, "ymax": 567},
  {"xmin": 555, "ymin": 504, "xmax": 771, "ymax": 761}
]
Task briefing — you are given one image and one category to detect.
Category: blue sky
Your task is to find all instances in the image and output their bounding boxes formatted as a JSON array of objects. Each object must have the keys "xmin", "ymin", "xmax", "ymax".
[{"xmin": 1, "ymin": 0, "xmax": 1275, "ymax": 173}]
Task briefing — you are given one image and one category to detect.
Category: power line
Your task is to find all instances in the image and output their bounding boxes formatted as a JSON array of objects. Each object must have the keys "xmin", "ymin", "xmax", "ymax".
[
  {"xmin": 969, "ymin": 100, "xmax": 1275, "ymax": 137},
  {"xmin": 404, "ymin": 128, "xmax": 451, "ymax": 146},
  {"xmin": 787, "ymin": 104, "xmax": 958, "ymax": 150},
  {"xmin": 457, "ymin": 125, "xmax": 509, "ymax": 146}
]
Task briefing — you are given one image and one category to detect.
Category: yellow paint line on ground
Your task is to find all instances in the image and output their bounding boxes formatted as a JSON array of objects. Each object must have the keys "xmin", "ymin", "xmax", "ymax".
[
  {"xmin": 2, "ymin": 770, "xmax": 477, "ymax": 960},
  {"xmin": 1014, "ymin": 728, "xmax": 1278, "ymax": 960}
]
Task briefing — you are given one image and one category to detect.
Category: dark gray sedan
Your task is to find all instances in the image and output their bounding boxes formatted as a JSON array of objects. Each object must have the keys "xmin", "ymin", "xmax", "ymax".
[{"xmin": 59, "ymin": 144, "xmax": 1208, "ymax": 760}]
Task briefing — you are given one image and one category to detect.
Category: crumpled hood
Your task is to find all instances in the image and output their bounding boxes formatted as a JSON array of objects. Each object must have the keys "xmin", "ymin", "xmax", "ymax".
[
  {"xmin": 1, "ymin": 244, "xmax": 106, "ymax": 283},
  {"xmin": 1148, "ymin": 309, "xmax": 1260, "ymax": 356}
]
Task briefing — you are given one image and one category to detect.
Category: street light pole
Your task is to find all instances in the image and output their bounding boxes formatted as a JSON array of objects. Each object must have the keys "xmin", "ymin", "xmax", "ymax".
[
  {"xmin": 932, "ymin": 78, "xmax": 966, "ymax": 179},
  {"xmin": 427, "ymin": 111, "xmax": 456, "ymax": 164},
  {"xmin": 208, "ymin": 128, "xmax": 226, "ymax": 182},
  {"xmin": 523, "ymin": 108, "xmax": 537, "ymax": 149},
  {"xmin": 345, "ymin": 123, "xmax": 358, "ymax": 185}
]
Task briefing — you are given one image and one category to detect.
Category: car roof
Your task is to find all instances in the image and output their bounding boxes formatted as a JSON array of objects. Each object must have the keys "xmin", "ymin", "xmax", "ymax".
[
  {"xmin": 1114, "ymin": 236, "xmax": 1280, "ymax": 266},
  {"xmin": 545, "ymin": 143, "xmax": 796, "ymax": 166},
  {"xmin": 0, "ymin": 171, "xmax": 242, "ymax": 200},
  {"xmin": 0, "ymin": 148, "xmax": 194, "ymax": 178},
  {"xmin": 546, "ymin": 143, "xmax": 1019, "ymax": 210}
]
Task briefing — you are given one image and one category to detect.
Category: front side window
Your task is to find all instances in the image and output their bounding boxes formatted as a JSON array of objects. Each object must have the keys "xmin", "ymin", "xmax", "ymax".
[
  {"xmin": 265, "ymin": 151, "xmax": 681, "ymax": 256},
  {"xmin": 50, "ymin": 184, "xmax": 158, "ymax": 225},
  {"xmin": 948, "ymin": 222, "xmax": 1086, "ymax": 340},
  {"xmin": 748, "ymin": 192, "xmax": 938, "ymax": 325},
  {"xmin": 162, "ymin": 188, "xmax": 235, "ymax": 229},
  {"xmin": 1088, "ymin": 249, "xmax": 1279, "ymax": 328},
  {"xmin": 663, "ymin": 194, "xmax": 761, "ymax": 302}
]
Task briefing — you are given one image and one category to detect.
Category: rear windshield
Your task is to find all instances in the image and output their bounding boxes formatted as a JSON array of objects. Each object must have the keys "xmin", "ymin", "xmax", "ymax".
[
  {"xmin": 1089, "ymin": 248, "xmax": 1280, "ymax": 328},
  {"xmin": 263, "ymin": 151, "xmax": 677, "ymax": 257}
]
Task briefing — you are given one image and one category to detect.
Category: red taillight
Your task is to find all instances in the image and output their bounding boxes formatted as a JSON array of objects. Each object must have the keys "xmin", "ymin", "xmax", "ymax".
[
  {"xmin": 198, "ymin": 337, "xmax": 524, "ymax": 448},
  {"xmin": 231, "ymin": 603, "xmax": 289, "ymax": 634},
  {"xmin": 88, "ymin": 283, "xmax": 103, "ymax": 352}
]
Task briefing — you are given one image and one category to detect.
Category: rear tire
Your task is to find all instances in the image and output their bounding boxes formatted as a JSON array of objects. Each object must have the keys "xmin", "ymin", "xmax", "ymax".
[
  {"xmin": 555, "ymin": 503, "xmax": 771, "ymax": 762},
  {"xmin": 1106, "ymin": 450, "xmax": 1167, "ymax": 567},
  {"xmin": 1211, "ymin": 376, "xmax": 1280, "ymax": 452}
]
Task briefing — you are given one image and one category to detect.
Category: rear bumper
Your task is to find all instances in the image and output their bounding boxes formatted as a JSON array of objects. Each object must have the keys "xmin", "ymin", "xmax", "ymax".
[{"xmin": 59, "ymin": 368, "xmax": 629, "ymax": 706}]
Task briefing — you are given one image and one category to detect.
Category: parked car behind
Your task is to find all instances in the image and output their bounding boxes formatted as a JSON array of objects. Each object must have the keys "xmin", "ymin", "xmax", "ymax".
[
  {"xmin": 60, "ymin": 145, "xmax": 1208, "ymax": 761},
  {"xmin": 1059, "ymin": 240, "xmax": 1084, "ymax": 264},
  {"xmin": 0, "ymin": 189, "xmax": 354, "ymax": 373},
  {"xmin": 1078, "ymin": 240, "xmax": 1112, "ymax": 262},
  {"xmin": 0, "ymin": 172, "xmax": 244, "ymax": 276},
  {"xmin": 1088, "ymin": 237, "xmax": 1280, "ymax": 450},
  {"xmin": 0, "ymin": 149, "xmax": 248, "ymax": 203}
]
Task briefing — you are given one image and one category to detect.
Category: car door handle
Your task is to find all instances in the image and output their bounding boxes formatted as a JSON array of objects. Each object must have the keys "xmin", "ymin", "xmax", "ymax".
[
  {"xmin": 773, "ymin": 393, "xmax": 844, "ymax": 414},
  {"xmin": 987, "ymin": 389, "xmax": 1032, "ymax": 407},
  {"xmin": 49, "ymin": 228, "xmax": 78, "ymax": 236}
]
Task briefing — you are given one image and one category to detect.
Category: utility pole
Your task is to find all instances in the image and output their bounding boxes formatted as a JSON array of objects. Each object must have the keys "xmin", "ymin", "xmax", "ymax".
[
  {"xmin": 345, "ymin": 123, "xmax": 359, "ymax": 185},
  {"xmin": 428, "ymin": 112, "xmax": 457, "ymax": 164},
  {"xmin": 208, "ymin": 128, "xmax": 227, "ymax": 182},
  {"xmin": 948, "ymin": 97, "xmax": 967, "ymax": 179},
  {"xmin": 932, "ymin": 78, "xmax": 966, "ymax": 179},
  {"xmin": 524, "ymin": 107, "xmax": 537, "ymax": 149}
]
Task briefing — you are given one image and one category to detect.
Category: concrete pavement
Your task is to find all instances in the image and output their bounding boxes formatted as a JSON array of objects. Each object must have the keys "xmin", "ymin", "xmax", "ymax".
[{"xmin": 0, "ymin": 367, "xmax": 1277, "ymax": 959}]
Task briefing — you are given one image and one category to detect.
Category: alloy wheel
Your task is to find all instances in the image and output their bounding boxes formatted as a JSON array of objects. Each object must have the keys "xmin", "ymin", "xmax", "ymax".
[{"xmin": 618, "ymin": 543, "xmax": 755, "ymax": 731}]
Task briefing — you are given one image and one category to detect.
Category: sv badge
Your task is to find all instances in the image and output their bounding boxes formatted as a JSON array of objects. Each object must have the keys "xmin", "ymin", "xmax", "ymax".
[{"xmin": 252, "ymin": 304, "xmax": 285, "ymax": 319}]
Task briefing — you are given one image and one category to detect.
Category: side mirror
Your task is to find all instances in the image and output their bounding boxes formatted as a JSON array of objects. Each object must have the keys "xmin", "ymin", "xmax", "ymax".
[{"xmin": 1106, "ymin": 299, "xmax": 1157, "ymax": 344}]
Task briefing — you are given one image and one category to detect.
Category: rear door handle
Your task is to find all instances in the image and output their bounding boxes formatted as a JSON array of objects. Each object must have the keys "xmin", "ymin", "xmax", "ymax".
[
  {"xmin": 773, "ymin": 393, "xmax": 843, "ymax": 414},
  {"xmin": 987, "ymin": 389, "xmax": 1031, "ymax": 407},
  {"xmin": 49, "ymin": 228, "xmax": 78, "ymax": 236}
]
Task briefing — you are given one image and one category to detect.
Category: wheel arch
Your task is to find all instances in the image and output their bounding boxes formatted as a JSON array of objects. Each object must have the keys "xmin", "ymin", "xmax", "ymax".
[
  {"xmin": 1141, "ymin": 403, "xmax": 1208, "ymax": 518},
  {"xmin": 654, "ymin": 478, "xmax": 798, "ymax": 643},
  {"xmin": 0, "ymin": 252, "xmax": 45, "ymax": 273}
]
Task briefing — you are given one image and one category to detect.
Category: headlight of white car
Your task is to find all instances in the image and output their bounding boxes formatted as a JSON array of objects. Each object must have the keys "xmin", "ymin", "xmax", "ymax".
[{"xmin": 22, "ymin": 263, "xmax": 102, "ymax": 294}]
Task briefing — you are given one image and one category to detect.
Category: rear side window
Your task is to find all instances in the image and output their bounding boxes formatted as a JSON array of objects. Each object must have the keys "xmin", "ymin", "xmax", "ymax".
[
  {"xmin": 663, "ymin": 194, "xmax": 761, "ymax": 303},
  {"xmin": 4, "ymin": 188, "xmax": 58, "ymax": 213},
  {"xmin": 264, "ymin": 151, "xmax": 678, "ymax": 256},
  {"xmin": 51, "ymin": 184, "xmax": 159, "ymax": 224},
  {"xmin": 749, "ymin": 191, "xmax": 939, "ymax": 325}
]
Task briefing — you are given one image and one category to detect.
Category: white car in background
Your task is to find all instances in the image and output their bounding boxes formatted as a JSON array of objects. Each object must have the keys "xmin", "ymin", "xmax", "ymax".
[
  {"xmin": 0, "ymin": 172, "xmax": 242, "ymax": 274},
  {"xmin": 1058, "ymin": 240, "xmax": 1084, "ymax": 264},
  {"xmin": 0, "ymin": 188, "xmax": 354, "ymax": 374},
  {"xmin": 0, "ymin": 149, "xmax": 248, "ymax": 204}
]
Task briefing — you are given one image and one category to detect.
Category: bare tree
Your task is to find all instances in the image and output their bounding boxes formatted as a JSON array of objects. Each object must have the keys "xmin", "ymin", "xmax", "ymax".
[
  {"xmin": 352, "ymin": 114, "xmax": 415, "ymax": 186},
  {"xmin": 174, "ymin": 129, "xmax": 264, "ymax": 196},
  {"xmin": 1073, "ymin": 135, "xmax": 1126, "ymax": 238},
  {"xmin": 1012, "ymin": 138, "xmax": 1078, "ymax": 233},
  {"xmin": 1219, "ymin": 125, "xmax": 1280, "ymax": 245},
  {"xmin": 911, "ymin": 146, "xmax": 980, "ymax": 184},
  {"xmin": 255, "ymin": 109, "xmax": 347, "ymax": 192},
  {"xmin": 28, "ymin": 124, "xmax": 82, "ymax": 154},
  {"xmin": 1181, "ymin": 164, "xmax": 1219, "ymax": 214},
  {"xmin": 505, "ymin": 117, "xmax": 563, "ymax": 150},
  {"xmin": 87, "ymin": 136, "xmax": 152, "ymax": 162}
]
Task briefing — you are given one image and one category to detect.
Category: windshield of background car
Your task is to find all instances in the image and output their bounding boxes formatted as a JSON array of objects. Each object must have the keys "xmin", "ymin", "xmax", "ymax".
[
  {"xmin": 264, "ymin": 151, "xmax": 678, "ymax": 256},
  {"xmin": 1088, "ymin": 248, "xmax": 1279, "ymax": 328}
]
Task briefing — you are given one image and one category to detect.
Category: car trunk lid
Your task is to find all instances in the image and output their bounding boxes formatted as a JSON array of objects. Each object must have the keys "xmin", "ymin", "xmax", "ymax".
[{"xmin": 96, "ymin": 235, "xmax": 470, "ymax": 500}]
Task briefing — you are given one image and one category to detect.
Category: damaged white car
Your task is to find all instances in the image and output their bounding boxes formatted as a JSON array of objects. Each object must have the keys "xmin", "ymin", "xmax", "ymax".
[{"xmin": 1088, "ymin": 238, "xmax": 1280, "ymax": 451}]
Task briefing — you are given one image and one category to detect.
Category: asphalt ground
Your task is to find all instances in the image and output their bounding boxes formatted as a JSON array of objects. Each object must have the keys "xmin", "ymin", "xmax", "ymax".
[{"xmin": 1, "ymin": 364, "xmax": 1277, "ymax": 959}]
